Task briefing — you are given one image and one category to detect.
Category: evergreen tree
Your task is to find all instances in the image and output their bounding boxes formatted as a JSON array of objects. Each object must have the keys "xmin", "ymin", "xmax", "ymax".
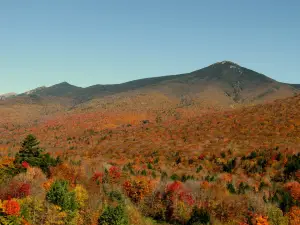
[
  {"xmin": 187, "ymin": 207, "xmax": 210, "ymax": 225},
  {"xmin": 14, "ymin": 134, "xmax": 61, "ymax": 176},
  {"xmin": 15, "ymin": 134, "xmax": 44, "ymax": 160}
]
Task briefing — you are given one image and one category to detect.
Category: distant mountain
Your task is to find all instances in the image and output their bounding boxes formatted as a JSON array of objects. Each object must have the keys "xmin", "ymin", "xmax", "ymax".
[
  {"xmin": 0, "ymin": 92, "xmax": 17, "ymax": 100},
  {"xmin": 31, "ymin": 82, "xmax": 82, "ymax": 97},
  {"xmin": 289, "ymin": 84, "xmax": 300, "ymax": 89},
  {"xmin": 16, "ymin": 61, "xmax": 299, "ymax": 106},
  {"xmin": 22, "ymin": 86, "xmax": 47, "ymax": 96}
]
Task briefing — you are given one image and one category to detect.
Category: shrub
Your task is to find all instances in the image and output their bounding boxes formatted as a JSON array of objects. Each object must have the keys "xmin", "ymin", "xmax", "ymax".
[
  {"xmin": 267, "ymin": 205, "xmax": 288, "ymax": 225},
  {"xmin": 46, "ymin": 180, "xmax": 78, "ymax": 212},
  {"xmin": 284, "ymin": 153, "xmax": 300, "ymax": 178},
  {"xmin": 19, "ymin": 196, "xmax": 44, "ymax": 224},
  {"xmin": 74, "ymin": 185, "xmax": 88, "ymax": 208},
  {"xmin": 284, "ymin": 181, "xmax": 300, "ymax": 202},
  {"xmin": 43, "ymin": 203, "xmax": 68, "ymax": 225},
  {"xmin": 109, "ymin": 166, "xmax": 121, "ymax": 181},
  {"xmin": 181, "ymin": 174, "xmax": 194, "ymax": 182},
  {"xmin": 196, "ymin": 165, "xmax": 203, "ymax": 173},
  {"xmin": 123, "ymin": 176, "xmax": 153, "ymax": 203},
  {"xmin": 109, "ymin": 190, "xmax": 124, "ymax": 203},
  {"xmin": 187, "ymin": 207, "xmax": 210, "ymax": 225},
  {"xmin": 171, "ymin": 173, "xmax": 180, "ymax": 181},
  {"xmin": 248, "ymin": 151, "xmax": 257, "ymax": 159},
  {"xmin": 0, "ymin": 215, "xmax": 22, "ymax": 225},
  {"xmin": 255, "ymin": 215, "xmax": 269, "ymax": 225},
  {"xmin": 2, "ymin": 180, "xmax": 31, "ymax": 199},
  {"xmin": 238, "ymin": 182, "xmax": 250, "ymax": 194},
  {"xmin": 98, "ymin": 205, "xmax": 128, "ymax": 225},
  {"xmin": 166, "ymin": 181, "xmax": 183, "ymax": 194},
  {"xmin": 289, "ymin": 206, "xmax": 300, "ymax": 225},
  {"xmin": 3, "ymin": 199, "xmax": 20, "ymax": 216},
  {"xmin": 271, "ymin": 189, "xmax": 294, "ymax": 213},
  {"xmin": 18, "ymin": 183, "xmax": 31, "ymax": 198},
  {"xmin": 21, "ymin": 161, "xmax": 29, "ymax": 169},
  {"xmin": 221, "ymin": 152, "xmax": 226, "ymax": 158},
  {"xmin": 92, "ymin": 172, "xmax": 104, "ymax": 184},
  {"xmin": 223, "ymin": 158, "xmax": 236, "ymax": 173},
  {"xmin": 205, "ymin": 175, "xmax": 216, "ymax": 182},
  {"xmin": 147, "ymin": 163, "xmax": 153, "ymax": 170},
  {"xmin": 164, "ymin": 181, "xmax": 195, "ymax": 221},
  {"xmin": 161, "ymin": 171, "xmax": 168, "ymax": 181},
  {"xmin": 227, "ymin": 183, "xmax": 236, "ymax": 194},
  {"xmin": 141, "ymin": 170, "xmax": 147, "ymax": 176}
]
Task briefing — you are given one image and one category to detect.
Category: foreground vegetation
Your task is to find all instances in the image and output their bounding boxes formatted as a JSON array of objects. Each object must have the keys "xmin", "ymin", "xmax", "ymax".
[
  {"xmin": 1, "ymin": 95, "xmax": 300, "ymax": 224},
  {"xmin": 0, "ymin": 133, "xmax": 299, "ymax": 225}
]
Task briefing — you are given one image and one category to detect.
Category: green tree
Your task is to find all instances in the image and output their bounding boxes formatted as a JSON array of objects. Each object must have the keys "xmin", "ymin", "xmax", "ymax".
[
  {"xmin": 267, "ymin": 205, "xmax": 289, "ymax": 225},
  {"xmin": 98, "ymin": 205, "xmax": 128, "ymax": 225},
  {"xmin": 187, "ymin": 207, "xmax": 210, "ymax": 225},
  {"xmin": 14, "ymin": 134, "xmax": 61, "ymax": 175},
  {"xmin": 46, "ymin": 180, "xmax": 78, "ymax": 213}
]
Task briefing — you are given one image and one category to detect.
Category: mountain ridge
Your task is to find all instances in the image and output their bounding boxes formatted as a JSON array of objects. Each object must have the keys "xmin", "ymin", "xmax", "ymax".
[{"xmin": 7, "ymin": 61, "xmax": 300, "ymax": 107}]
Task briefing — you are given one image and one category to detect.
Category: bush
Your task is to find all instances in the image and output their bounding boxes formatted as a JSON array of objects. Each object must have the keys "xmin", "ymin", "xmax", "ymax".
[
  {"xmin": 2, "ymin": 199, "xmax": 20, "ymax": 216},
  {"xmin": 196, "ymin": 166, "xmax": 203, "ymax": 173},
  {"xmin": 205, "ymin": 175, "xmax": 216, "ymax": 182},
  {"xmin": 267, "ymin": 205, "xmax": 288, "ymax": 225},
  {"xmin": 227, "ymin": 183, "xmax": 236, "ymax": 194},
  {"xmin": 181, "ymin": 174, "xmax": 194, "ymax": 182},
  {"xmin": 238, "ymin": 182, "xmax": 250, "ymax": 194},
  {"xmin": 187, "ymin": 207, "xmax": 210, "ymax": 225},
  {"xmin": 98, "ymin": 205, "xmax": 128, "ymax": 225},
  {"xmin": 109, "ymin": 190, "xmax": 124, "ymax": 203},
  {"xmin": 109, "ymin": 166, "xmax": 121, "ymax": 181},
  {"xmin": 171, "ymin": 173, "xmax": 180, "ymax": 181},
  {"xmin": 223, "ymin": 158, "xmax": 236, "ymax": 173},
  {"xmin": 248, "ymin": 151, "xmax": 257, "ymax": 159},
  {"xmin": 46, "ymin": 180, "xmax": 78, "ymax": 212},
  {"xmin": 123, "ymin": 176, "xmax": 153, "ymax": 203},
  {"xmin": 284, "ymin": 153, "xmax": 300, "ymax": 178},
  {"xmin": 271, "ymin": 189, "xmax": 295, "ymax": 213},
  {"xmin": 19, "ymin": 197, "xmax": 44, "ymax": 224},
  {"xmin": 74, "ymin": 185, "xmax": 88, "ymax": 208}
]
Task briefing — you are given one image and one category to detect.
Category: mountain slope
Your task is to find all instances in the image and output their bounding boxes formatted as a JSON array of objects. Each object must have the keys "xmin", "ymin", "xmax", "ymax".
[
  {"xmin": 0, "ymin": 92, "xmax": 17, "ymax": 100},
  {"xmin": 16, "ymin": 61, "xmax": 300, "ymax": 106},
  {"xmin": 289, "ymin": 84, "xmax": 300, "ymax": 89},
  {"xmin": 33, "ymin": 82, "xmax": 82, "ymax": 97}
]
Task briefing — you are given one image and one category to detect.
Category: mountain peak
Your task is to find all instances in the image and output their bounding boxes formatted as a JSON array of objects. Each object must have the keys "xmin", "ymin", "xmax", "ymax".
[
  {"xmin": 23, "ymin": 86, "xmax": 47, "ymax": 95},
  {"xmin": 58, "ymin": 81, "xmax": 71, "ymax": 86},
  {"xmin": 215, "ymin": 60, "xmax": 240, "ymax": 66},
  {"xmin": 0, "ymin": 92, "xmax": 17, "ymax": 100}
]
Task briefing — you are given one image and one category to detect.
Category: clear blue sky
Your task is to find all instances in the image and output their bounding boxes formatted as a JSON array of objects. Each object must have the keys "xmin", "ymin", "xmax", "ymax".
[{"xmin": 1, "ymin": 0, "xmax": 300, "ymax": 94}]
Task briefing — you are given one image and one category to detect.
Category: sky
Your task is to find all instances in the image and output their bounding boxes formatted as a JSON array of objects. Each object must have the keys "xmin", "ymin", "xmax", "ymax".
[{"xmin": 1, "ymin": 0, "xmax": 300, "ymax": 94}]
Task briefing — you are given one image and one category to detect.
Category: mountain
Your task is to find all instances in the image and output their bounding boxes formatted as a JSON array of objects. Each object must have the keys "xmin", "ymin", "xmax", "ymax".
[
  {"xmin": 0, "ymin": 92, "xmax": 17, "ymax": 100},
  {"xmin": 15, "ymin": 61, "xmax": 299, "ymax": 107},
  {"xmin": 289, "ymin": 84, "xmax": 300, "ymax": 89},
  {"xmin": 22, "ymin": 86, "xmax": 47, "ymax": 95},
  {"xmin": 31, "ymin": 82, "xmax": 82, "ymax": 97}
]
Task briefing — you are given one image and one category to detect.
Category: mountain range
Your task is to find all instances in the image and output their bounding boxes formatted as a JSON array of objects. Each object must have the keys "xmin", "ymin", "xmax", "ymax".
[
  {"xmin": 0, "ymin": 92, "xmax": 17, "ymax": 100},
  {"xmin": 3, "ymin": 61, "xmax": 300, "ymax": 108}
]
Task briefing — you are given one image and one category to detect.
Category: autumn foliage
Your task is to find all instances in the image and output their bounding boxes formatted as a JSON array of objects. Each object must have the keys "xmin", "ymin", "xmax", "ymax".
[
  {"xmin": 1, "ymin": 94, "xmax": 300, "ymax": 224},
  {"xmin": 3, "ymin": 199, "xmax": 20, "ymax": 216},
  {"xmin": 123, "ymin": 176, "xmax": 153, "ymax": 203}
]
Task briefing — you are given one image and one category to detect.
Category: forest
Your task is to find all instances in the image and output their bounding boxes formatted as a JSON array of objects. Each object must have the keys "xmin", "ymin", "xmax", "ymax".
[{"xmin": 1, "ymin": 95, "xmax": 300, "ymax": 225}]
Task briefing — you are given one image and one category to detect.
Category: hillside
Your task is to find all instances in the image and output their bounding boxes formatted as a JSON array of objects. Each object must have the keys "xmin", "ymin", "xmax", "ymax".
[
  {"xmin": 1, "ymin": 92, "xmax": 300, "ymax": 225},
  {"xmin": 290, "ymin": 84, "xmax": 300, "ymax": 89},
  {"xmin": 0, "ymin": 93, "xmax": 17, "ymax": 100}
]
